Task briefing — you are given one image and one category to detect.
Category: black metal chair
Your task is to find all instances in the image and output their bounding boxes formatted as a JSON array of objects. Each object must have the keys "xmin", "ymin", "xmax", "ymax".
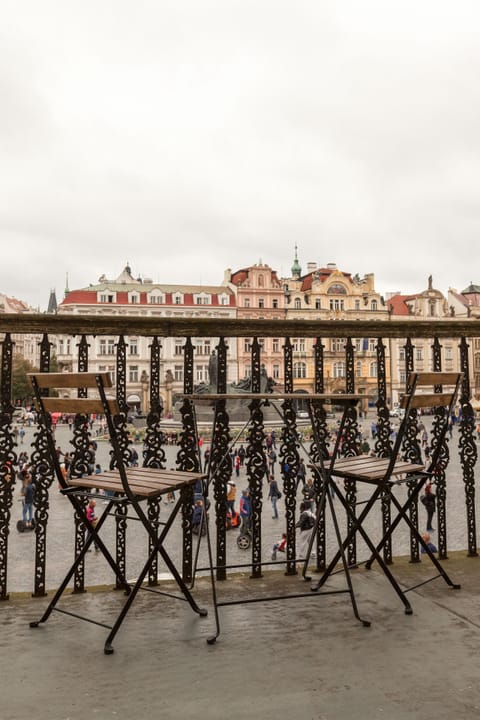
[
  {"xmin": 28, "ymin": 372, "xmax": 217, "ymax": 654},
  {"xmin": 309, "ymin": 372, "xmax": 463, "ymax": 620}
]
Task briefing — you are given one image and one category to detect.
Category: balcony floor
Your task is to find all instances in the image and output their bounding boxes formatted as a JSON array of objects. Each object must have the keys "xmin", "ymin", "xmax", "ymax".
[{"xmin": 2, "ymin": 552, "xmax": 480, "ymax": 720}]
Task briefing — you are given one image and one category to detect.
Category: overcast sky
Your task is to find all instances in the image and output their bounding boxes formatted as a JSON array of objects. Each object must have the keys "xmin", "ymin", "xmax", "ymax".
[{"xmin": 1, "ymin": 0, "xmax": 480, "ymax": 310}]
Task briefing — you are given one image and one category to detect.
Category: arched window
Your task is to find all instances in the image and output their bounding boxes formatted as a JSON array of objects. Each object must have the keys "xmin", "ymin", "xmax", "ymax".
[
  {"xmin": 371, "ymin": 300, "xmax": 378, "ymax": 311},
  {"xmin": 327, "ymin": 283, "xmax": 347, "ymax": 294},
  {"xmin": 294, "ymin": 298, "xmax": 301, "ymax": 309},
  {"xmin": 369, "ymin": 361, "xmax": 378, "ymax": 378}
]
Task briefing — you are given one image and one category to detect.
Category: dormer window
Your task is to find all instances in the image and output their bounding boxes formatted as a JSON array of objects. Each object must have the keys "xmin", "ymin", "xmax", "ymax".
[
  {"xmin": 218, "ymin": 293, "xmax": 230, "ymax": 306},
  {"xmin": 149, "ymin": 291, "xmax": 165, "ymax": 304},
  {"xmin": 173, "ymin": 293, "xmax": 183, "ymax": 305},
  {"xmin": 194, "ymin": 292, "xmax": 211, "ymax": 305},
  {"xmin": 98, "ymin": 290, "xmax": 116, "ymax": 303},
  {"xmin": 129, "ymin": 291, "xmax": 141, "ymax": 304}
]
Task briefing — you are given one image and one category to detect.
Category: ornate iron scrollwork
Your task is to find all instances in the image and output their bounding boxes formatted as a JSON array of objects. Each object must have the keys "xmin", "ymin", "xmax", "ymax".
[
  {"xmin": 431, "ymin": 338, "xmax": 449, "ymax": 559},
  {"xmin": 280, "ymin": 399, "xmax": 299, "ymax": 576},
  {"xmin": 343, "ymin": 338, "xmax": 359, "ymax": 567},
  {"xmin": 403, "ymin": 339, "xmax": 421, "ymax": 563},
  {"xmin": 459, "ymin": 337, "xmax": 477, "ymax": 557},
  {"xmin": 143, "ymin": 336, "xmax": 164, "ymax": 586},
  {"xmin": 0, "ymin": 334, "xmax": 16, "ymax": 600},
  {"xmin": 281, "ymin": 337, "xmax": 298, "ymax": 575},
  {"xmin": 375, "ymin": 339, "xmax": 392, "ymax": 564},
  {"xmin": 143, "ymin": 336, "xmax": 166, "ymax": 469},
  {"xmin": 30, "ymin": 333, "xmax": 54, "ymax": 597},
  {"xmin": 310, "ymin": 339, "xmax": 327, "ymax": 569},
  {"xmin": 246, "ymin": 398, "xmax": 265, "ymax": 578},
  {"xmin": 210, "ymin": 338, "xmax": 231, "ymax": 581},
  {"xmin": 178, "ymin": 337, "xmax": 197, "ymax": 584}
]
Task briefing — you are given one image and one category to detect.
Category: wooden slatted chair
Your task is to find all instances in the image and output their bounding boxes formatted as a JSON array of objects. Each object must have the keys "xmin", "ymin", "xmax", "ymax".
[
  {"xmin": 310, "ymin": 371, "xmax": 463, "ymax": 617},
  {"xmin": 28, "ymin": 372, "xmax": 216, "ymax": 654}
]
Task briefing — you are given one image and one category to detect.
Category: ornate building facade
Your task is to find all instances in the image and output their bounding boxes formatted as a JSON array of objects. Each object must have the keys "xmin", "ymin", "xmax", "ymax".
[
  {"xmin": 388, "ymin": 276, "xmax": 462, "ymax": 407},
  {"xmin": 448, "ymin": 282, "xmax": 480, "ymax": 402},
  {"xmin": 224, "ymin": 263, "xmax": 286, "ymax": 384},
  {"xmin": 0, "ymin": 294, "xmax": 42, "ymax": 370},
  {"xmin": 281, "ymin": 252, "xmax": 389, "ymax": 405},
  {"xmin": 56, "ymin": 265, "xmax": 237, "ymax": 413}
]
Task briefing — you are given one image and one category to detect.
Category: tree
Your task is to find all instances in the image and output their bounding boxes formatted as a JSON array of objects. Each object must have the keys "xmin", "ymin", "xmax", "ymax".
[
  {"xmin": 1, "ymin": 353, "xmax": 60, "ymax": 406},
  {"xmin": 11, "ymin": 354, "xmax": 38, "ymax": 406}
]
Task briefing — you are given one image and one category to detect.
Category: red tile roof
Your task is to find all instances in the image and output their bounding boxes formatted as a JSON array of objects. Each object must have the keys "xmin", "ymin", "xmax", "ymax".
[{"xmin": 387, "ymin": 294, "xmax": 418, "ymax": 316}]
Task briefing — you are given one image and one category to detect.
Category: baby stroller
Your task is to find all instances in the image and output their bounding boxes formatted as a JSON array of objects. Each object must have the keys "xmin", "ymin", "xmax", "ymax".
[{"xmin": 226, "ymin": 509, "xmax": 241, "ymax": 531}]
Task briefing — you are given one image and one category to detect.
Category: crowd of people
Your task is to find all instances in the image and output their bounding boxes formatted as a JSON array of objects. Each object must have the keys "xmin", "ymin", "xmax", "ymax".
[{"xmin": 10, "ymin": 411, "xmax": 444, "ymax": 559}]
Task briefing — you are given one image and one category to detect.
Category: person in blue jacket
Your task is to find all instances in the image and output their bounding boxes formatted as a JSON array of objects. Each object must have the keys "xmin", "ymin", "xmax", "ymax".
[{"xmin": 239, "ymin": 489, "xmax": 252, "ymax": 534}]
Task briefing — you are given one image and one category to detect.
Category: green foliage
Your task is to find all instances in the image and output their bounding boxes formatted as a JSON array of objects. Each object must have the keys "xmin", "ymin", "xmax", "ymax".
[
  {"xmin": 11, "ymin": 354, "xmax": 37, "ymax": 404},
  {"xmin": 0, "ymin": 353, "xmax": 60, "ymax": 405}
]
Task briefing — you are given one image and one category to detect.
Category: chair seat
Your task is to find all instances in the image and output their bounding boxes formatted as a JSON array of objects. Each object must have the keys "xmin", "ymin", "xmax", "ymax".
[
  {"xmin": 329, "ymin": 455, "xmax": 426, "ymax": 483},
  {"xmin": 68, "ymin": 469, "xmax": 207, "ymax": 498}
]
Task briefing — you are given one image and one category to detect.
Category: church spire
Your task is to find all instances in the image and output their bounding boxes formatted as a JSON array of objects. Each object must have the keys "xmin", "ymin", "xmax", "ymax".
[
  {"xmin": 47, "ymin": 289, "xmax": 58, "ymax": 314},
  {"xmin": 291, "ymin": 244, "xmax": 301, "ymax": 279}
]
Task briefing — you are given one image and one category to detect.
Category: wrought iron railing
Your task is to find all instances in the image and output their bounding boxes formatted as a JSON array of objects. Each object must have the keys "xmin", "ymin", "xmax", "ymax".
[{"xmin": 0, "ymin": 314, "xmax": 479, "ymax": 600}]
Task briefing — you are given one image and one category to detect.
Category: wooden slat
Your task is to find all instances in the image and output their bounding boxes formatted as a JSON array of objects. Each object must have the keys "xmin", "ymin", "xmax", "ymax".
[
  {"xmin": 41, "ymin": 398, "xmax": 119, "ymax": 414},
  {"xmin": 29, "ymin": 372, "xmax": 113, "ymax": 389},
  {"xmin": 314, "ymin": 455, "xmax": 425, "ymax": 482},
  {"xmin": 68, "ymin": 476, "xmax": 166, "ymax": 498},
  {"xmin": 409, "ymin": 393, "xmax": 453, "ymax": 409},
  {"xmin": 400, "ymin": 392, "xmax": 452, "ymax": 409},
  {"xmin": 68, "ymin": 468, "xmax": 205, "ymax": 497},
  {"xmin": 413, "ymin": 372, "xmax": 462, "ymax": 386}
]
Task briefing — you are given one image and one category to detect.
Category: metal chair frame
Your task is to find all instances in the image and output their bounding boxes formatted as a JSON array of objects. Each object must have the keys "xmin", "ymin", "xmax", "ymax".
[
  {"xmin": 28, "ymin": 372, "xmax": 216, "ymax": 654},
  {"xmin": 308, "ymin": 372, "xmax": 463, "ymax": 622}
]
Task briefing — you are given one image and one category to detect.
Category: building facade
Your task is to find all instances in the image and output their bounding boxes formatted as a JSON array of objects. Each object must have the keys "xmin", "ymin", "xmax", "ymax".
[
  {"xmin": 56, "ymin": 265, "xmax": 237, "ymax": 413},
  {"xmin": 388, "ymin": 276, "xmax": 462, "ymax": 407},
  {"xmin": 224, "ymin": 263, "xmax": 286, "ymax": 384},
  {"xmin": 281, "ymin": 253, "xmax": 389, "ymax": 405},
  {"xmin": 0, "ymin": 294, "xmax": 42, "ymax": 371}
]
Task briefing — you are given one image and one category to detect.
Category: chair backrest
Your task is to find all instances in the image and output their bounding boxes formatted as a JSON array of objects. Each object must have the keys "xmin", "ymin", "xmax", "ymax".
[
  {"xmin": 395, "ymin": 371, "xmax": 463, "ymax": 471},
  {"xmin": 29, "ymin": 372, "xmax": 119, "ymax": 416},
  {"xmin": 29, "ymin": 372, "xmax": 122, "ymax": 490}
]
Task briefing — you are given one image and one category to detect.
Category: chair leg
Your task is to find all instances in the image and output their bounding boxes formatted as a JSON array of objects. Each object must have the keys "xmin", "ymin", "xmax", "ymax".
[
  {"xmin": 30, "ymin": 533, "xmax": 99, "ymax": 627},
  {"xmin": 30, "ymin": 501, "xmax": 131, "ymax": 631},
  {"xmin": 323, "ymin": 486, "xmax": 371, "ymax": 627},
  {"xmin": 387, "ymin": 492, "xmax": 461, "ymax": 591},
  {"xmin": 315, "ymin": 485, "xmax": 415, "ymax": 616}
]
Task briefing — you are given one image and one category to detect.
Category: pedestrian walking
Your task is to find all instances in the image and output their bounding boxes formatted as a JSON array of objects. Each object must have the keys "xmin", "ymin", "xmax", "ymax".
[
  {"xmin": 267, "ymin": 447, "xmax": 277, "ymax": 476},
  {"xmin": 420, "ymin": 483, "xmax": 436, "ymax": 531},
  {"xmin": 268, "ymin": 475, "xmax": 281, "ymax": 519},
  {"xmin": 239, "ymin": 489, "xmax": 252, "ymax": 535},
  {"xmin": 296, "ymin": 458, "xmax": 306, "ymax": 490},
  {"xmin": 296, "ymin": 501, "xmax": 316, "ymax": 559},
  {"xmin": 21, "ymin": 473, "xmax": 35, "ymax": 527},
  {"xmin": 226, "ymin": 480, "xmax": 236, "ymax": 515},
  {"xmin": 302, "ymin": 478, "xmax": 315, "ymax": 510}
]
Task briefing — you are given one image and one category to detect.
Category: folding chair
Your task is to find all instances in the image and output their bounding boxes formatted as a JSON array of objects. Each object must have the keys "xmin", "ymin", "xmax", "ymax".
[
  {"xmin": 309, "ymin": 372, "xmax": 463, "ymax": 619},
  {"xmin": 28, "ymin": 372, "xmax": 216, "ymax": 654}
]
